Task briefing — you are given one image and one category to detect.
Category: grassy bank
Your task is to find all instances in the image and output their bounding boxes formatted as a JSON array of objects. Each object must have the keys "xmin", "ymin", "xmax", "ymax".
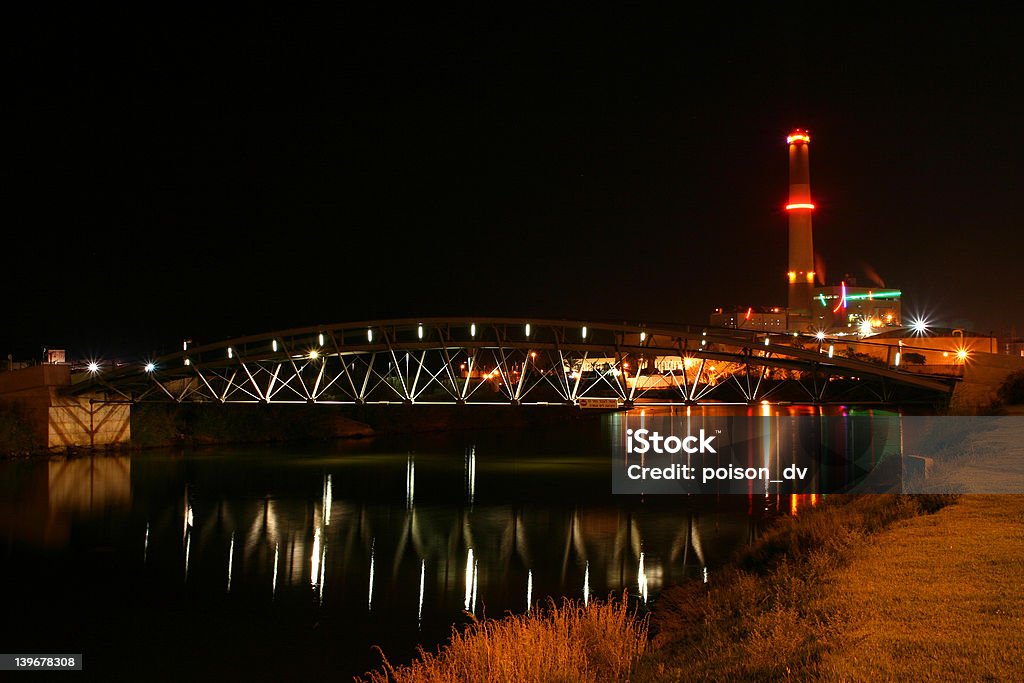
[
  {"xmin": 636, "ymin": 494, "xmax": 962, "ymax": 681},
  {"xmin": 814, "ymin": 494, "xmax": 1024, "ymax": 681},
  {"xmin": 360, "ymin": 597, "xmax": 648, "ymax": 683}
]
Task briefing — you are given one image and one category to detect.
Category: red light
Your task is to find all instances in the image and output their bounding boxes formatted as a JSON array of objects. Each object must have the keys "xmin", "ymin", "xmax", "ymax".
[
  {"xmin": 786, "ymin": 203, "xmax": 815, "ymax": 210},
  {"xmin": 745, "ymin": 307, "xmax": 752, "ymax": 321},
  {"xmin": 833, "ymin": 281, "xmax": 847, "ymax": 313},
  {"xmin": 786, "ymin": 132, "xmax": 811, "ymax": 144}
]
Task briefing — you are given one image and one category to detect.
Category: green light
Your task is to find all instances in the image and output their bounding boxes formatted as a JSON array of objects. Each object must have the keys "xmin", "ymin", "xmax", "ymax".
[
  {"xmin": 843, "ymin": 290, "xmax": 901, "ymax": 301},
  {"xmin": 819, "ymin": 294, "xmax": 827, "ymax": 307}
]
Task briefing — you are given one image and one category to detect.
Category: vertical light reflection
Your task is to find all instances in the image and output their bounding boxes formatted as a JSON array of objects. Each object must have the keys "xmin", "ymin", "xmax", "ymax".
[
  {"xmin": 273, "ymin": 542, "xmax": 279, "ymax": 598},
  {"xmin": 311, "ymin": 527, "xmax": 322, "ymax": 587},
  {"xmin": 406, "ymin": 454, "xmax": 415, "ymax": 510},
  {"xmin": 583, "ymin": 561, "xmax": 590, "ymax": 606},
  {"xmin": 227, "ymin": 532, "xmax": 235, "ymax": 593},
  {"xmin": 638, "ymin": 552, "xmax": 648, "ymax": 603},
  {"xmin": 418, "ymin": 559, "xmax": 426, "ymax": 626},
  {"xmin": 702, "ymin": 566, "xmax": 709, "ymax": 584},
  {"xmin": 464, "ymin": 548, "xmax": 474, "ymax": 611},
  {"xmin": 184, "ymin": 533, "xmax": 191, "ymax": 580},
  {"xmin": 319, "ymin": 536, "xmax": 327, "ymax": 605},
  {"xmin": 526, "ymin": 570, "xmax": 533, "ymax": 611},
  {"xmin": 143, "ymin": 522, "xmax": 149, "ymax": 564},
  {"xmin": 466, "ymin": 446, "xmax": 476, "ymax": 505},
  {"xmin": 368, "ymin": 538, "xmax": 375, "ymax": 610},
  {"xmin": 471, "ymin": 559, "xmax": 479, "ymax": 614},
  {"xmin": 323, "ymin": 474, "xmax": 333, "ymax": 526}
]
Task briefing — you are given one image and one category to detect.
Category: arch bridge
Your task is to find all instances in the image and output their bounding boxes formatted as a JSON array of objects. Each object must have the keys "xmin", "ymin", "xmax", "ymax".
[{"xmin": 69, "ymin": 318, "xmax": 955, "ymax": 406}]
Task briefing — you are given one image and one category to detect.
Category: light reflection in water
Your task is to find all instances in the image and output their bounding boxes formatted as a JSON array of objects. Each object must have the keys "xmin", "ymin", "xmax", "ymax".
[
  {"xmin": 272, "ymin": 542, "xmax": 279, "ymax": 598},
  {"xmin": 583, "ymin": 561, "xmax": 590, "ymax": 606},
  {"xmin": 367, "ymin": 539, "xmax": 375, "ymax": 610},
  {"xmin": 465, "ymin": 446, "xmax": 476, "ymax": 505},
  {"xmin": 323, "ymin": 474, "xmax": 333, "ymax": 526},
  {"xmin": 417, "ymin": 559, "xmax": 425, "ymax": 626},
  {"xmin": 406, "ymin": 454, "xmax": 415, "ymax": 510},
  {"xmin": 227, "ymin": 532, "xmax": 235, "ymax": 592},
  {"xmin": 526, "ymin": 570, "xmax": 533, "ymax": 611},
  {"xmin": 311, "ymin": 527, "xmax": 321, "ymax": 588},
  {"xmin": 638, "ymin": 552, "xmax": 648, "ymax": 603},
  {"xmin": 143, "ymin": 522, "xmax": 149, "ymax": 564},
  {"xmin": 464, "ymin": 548, "xmax": 474, "ymax": 611}
]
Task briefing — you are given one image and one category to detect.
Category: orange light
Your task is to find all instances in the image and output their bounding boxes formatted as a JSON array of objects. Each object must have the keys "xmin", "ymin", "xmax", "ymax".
[
  {"xmin": 806, "ymin": 272, "xmax": 815, "ymax": 283},
  {"xmin": 785, "ymin": 203, "xmax": 815, "ymax": 210},
  {"xmin": 787, "ymin": 271, "xmax": 797, "ymax": 283},
  {"xmin": 786, "ymin": 133, "xmax": 810, "ymax": 144}
]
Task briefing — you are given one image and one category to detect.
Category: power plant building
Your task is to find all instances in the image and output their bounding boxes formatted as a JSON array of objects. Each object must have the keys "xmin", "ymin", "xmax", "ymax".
[{"xmin": 712, "ymin": 129, "xmax": 903, "ymax": 335}]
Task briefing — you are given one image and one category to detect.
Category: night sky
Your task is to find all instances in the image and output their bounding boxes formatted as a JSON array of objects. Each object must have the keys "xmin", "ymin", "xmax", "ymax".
[{"xmin": 6, "ymin": 6, "xmax": 1024, "ymax": 359}]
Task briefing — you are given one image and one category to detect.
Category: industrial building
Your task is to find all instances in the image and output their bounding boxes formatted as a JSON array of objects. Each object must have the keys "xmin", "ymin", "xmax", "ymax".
[{"xmin": 712, "ymin": 129, "xmax": 903, "ymax": 335}]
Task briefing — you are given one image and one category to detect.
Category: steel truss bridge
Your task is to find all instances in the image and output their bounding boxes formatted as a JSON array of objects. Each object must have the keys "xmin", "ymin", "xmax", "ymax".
[{"xmin": 71, "ymin": 318, "xmax": 955, "ymax": 406}]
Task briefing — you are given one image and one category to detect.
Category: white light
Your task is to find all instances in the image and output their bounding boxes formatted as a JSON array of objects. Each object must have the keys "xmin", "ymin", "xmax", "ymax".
[
  {"xmin": 418, "ymin": 559, "xmax": 425, "ymax": 623},
  {"xmin": 318, "ymin": 333, "xmax": 324, "ymax": 346},
  {"xmin": 911, "ymin": 318, "xmax": 929, "ymax": 334},
  {"xmin": 582, "ymin": 326, "xmax": 587, "ymax": 339},
  {"xmin": 815, "ymin": 331, "xmax": 825, "ymax": 341},
  {"xmin": 228, "ymin": 347, "xmax": 233, "ymax": 359},
  {"xmin": 895, "ymin": 351, "xmax": 901, "ymax": 367},
  {"xmin": 417, "ymin": 324, "xmax": 423, "ymax": 339},
  {"xmin": 144, "ymin": 362, "xmax": 155, "ymax": 373},
  {"xmin": 640, "ymin": 331, "xmax": 646, "ymax": 342},
  {"xmin": 828, "ymin": 345, "xmax": 835, "ymax": 358},
  {"xmin": 87, "ymin": 362, "xmax": 99, "ymax": 373},
  {"xmin": 367, "ymin": 329, "xmax": 373, "ymax": 342},
  {"xmin": 183, "ymin": 340, "xmax": 188, "ymax": 351},
  {"xmin": 184, "ymin": 358, "xmax": 190, "ymax": 366},
  {"xmin": 525, "ymin": 323, "xmax": 531, "ymax": 337},
  {"xmin": 272, "ymin": 339, "xmax": 278, "ymax": 352},
  {"xmin": 309, "ymin": 349, "xmax": 319, "ymax": 360},
  {"xmin": 470, "ymin": 323, "xmax": 476, "ymax": 337}
]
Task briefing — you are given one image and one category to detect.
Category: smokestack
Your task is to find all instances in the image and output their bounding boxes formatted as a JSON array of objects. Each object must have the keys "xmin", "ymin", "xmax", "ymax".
[{"xmin": 786, "ymin": 129, "xmax": 815, "ymax": 311}]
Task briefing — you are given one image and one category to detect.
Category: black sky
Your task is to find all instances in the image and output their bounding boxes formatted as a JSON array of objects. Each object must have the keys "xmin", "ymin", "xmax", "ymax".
[{"xmin": 6, "ymin": 6, "xmax": 1024, "ymax": 359}]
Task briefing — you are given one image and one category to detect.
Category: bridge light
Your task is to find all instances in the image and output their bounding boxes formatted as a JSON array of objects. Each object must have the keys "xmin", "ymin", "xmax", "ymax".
[
  {"xmin": 228, "ymin": 347, "xmax": 233, "ymax": 359},
  {"xmin": 184, "ymin": 358, "xmax": 191, "ymax": 366},
  {"xmin": 828, "ymin": 345, "xmax": 834, "ymax": 358},
  {"xmin": 272, "ymin": 339, "xmax": 278, "ymax": 352},
  {"xmin": 956, "ymin": 348, "xmax": 969, "ymax": 362},
  {"xmin": 525, "ymin": 323, "xmax": 531, "ymax": 337},
  {"xmin": 764, "ymin": 336, "xmax": 770, "ymax": 346},
  {"xmin": 87, "ymin": 361, "xmax": 100, "ymax": 374},
  {"xmin": 318, "ymin": 333, "xmax": 324, "ymax": 346},
  {"xmin": 309, "ymin": 349, "xmax": 319, "ymax": 360},
  {"xmin": 183, "ymin": 340, "xmax": 189, "ymax": 351},
  {"xmin": 368, "ymin": 329, "xmax": 373, "ymax": 342},
  {"xmin": 470, "ymin": 323, "xmax": 476, "ymax": 337},
  {"xmin": 895, "ymin": 351, "xmax": 901, "ymax": 367},
  {"xmin": 815, "ymin": 331, "xmax": 825, "ymax": 341},
  {"xmin": 144, "ymin": 362, "xmax": 155, "ymax": 373},
  {"xmin": 417, "ymin": 324, "xmax": 423, "ymax": 339},
  {"xmin": 582, "ymin": 326, "xmax": 587, "ymax": 339},
  {"xmin": 640, "ymin": 331, "xmax": 646, "ymax": 342}
]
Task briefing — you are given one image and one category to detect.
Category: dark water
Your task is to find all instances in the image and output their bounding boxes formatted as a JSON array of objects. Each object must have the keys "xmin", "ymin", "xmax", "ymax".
[{"xmin": 1, "ymin": 407, "xmax": 867, "ymax": 681}]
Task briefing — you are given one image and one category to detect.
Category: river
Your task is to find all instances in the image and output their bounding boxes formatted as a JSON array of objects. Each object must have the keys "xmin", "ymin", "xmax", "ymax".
[{"xmin": 1, "ymin": 405, "xmax": 887, "ymax": 680}]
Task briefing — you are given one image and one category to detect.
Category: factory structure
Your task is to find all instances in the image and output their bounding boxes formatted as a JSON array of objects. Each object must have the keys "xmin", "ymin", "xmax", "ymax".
[{"xmin": 711, "ymin": 130, "xmax": 902, "ymax": 336}]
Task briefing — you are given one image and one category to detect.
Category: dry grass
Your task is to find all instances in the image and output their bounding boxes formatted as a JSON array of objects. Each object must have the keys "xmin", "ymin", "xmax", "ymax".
[
  {"xmin": 814, "ymin": 494, "xmax": 1024, "ymax": 681},
  {"xmin": 359, "ymin": 595, "xmax": 648, "ymax": 683},
  {"xmin": 637, "ymin": 494, "xmax": 961, "ymax": 682}
]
